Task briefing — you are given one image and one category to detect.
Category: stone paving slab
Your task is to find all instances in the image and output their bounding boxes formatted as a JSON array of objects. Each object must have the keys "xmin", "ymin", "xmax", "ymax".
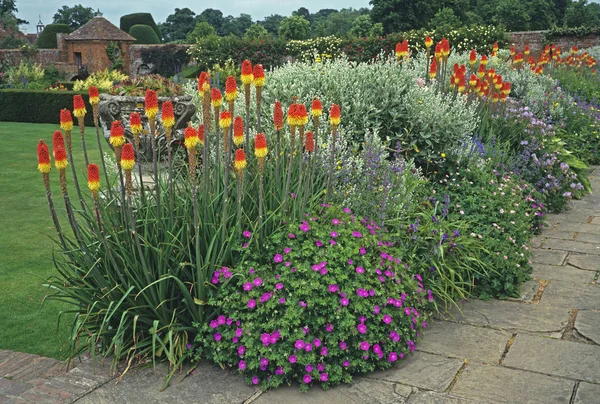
[
  {"xmin": 546, "ymin": 212, "xmax": 592, "ymax": 225},
  {"xmin": 574, "ymin": 311, "xmax": 600, "ymax": 344},
  {"xmin": 540, "ymin": 281, "xmax": 600, "ymax": 309},
  {"xmin": 592, "ymin": 217, "xmax": 600, "ymax": 225},
  {"xmin": 575, "ymin": 232, "xmax": 600, "ymax": 244},
  {"xmin": 365, "ymin": 352, "xmax": 464, "ymax": 392},
  {"xmin": 531, "ymin": 264, "xmax": 596, "ymax": 284},
  {"xmin": 503, "ymin": 334, "xmax": 600, "ymax": 383},
  {"xmin": 511, "ymin": 280, "xmax": 539, "ymax": 303},
  {"xmin": 573, "ymin": 382, "xmax": 600, "ymax": 404},
  {"xmin": 75, "ymin": 361, "xmax": 258, "ymax": 404},
  {"xmin": 406, "ymin": 391, "xmax": 497, "ymax": 404},
  {"xmin": 450, "ymin": 363, "xmax": 574, "ymax": 404},
  {"xmin": 535, "ymin": 230, "xmax": 576, "ymax": 241},
  {"xmin": 254, "ymin": 378, "xmax": 414, "ymax": 404},
  {"xmin": 531, "ymin": 249, "xmax": 568, "ymax": 265},
  {"xmin": 551, "ymin": 223, "xmax": 600, "ymax": 234},
  {"xmin": 539, "ymin": 238, "xmax": 600, "ymax": 256},
  {"xmin": 417, "ymin": 321, "xmax": 510, "ymax": 364},
  {"xmin": 439, "ymin": 299, "xmax": 568, "ymax": 335},
  {"xmin": 567, "ymin": 254, "xmax": 599, "ymax": 271}
]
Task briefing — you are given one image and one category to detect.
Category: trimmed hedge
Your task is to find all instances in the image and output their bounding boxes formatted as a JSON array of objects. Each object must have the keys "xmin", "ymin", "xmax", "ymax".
[
  {"xmin": 36, "ymin": 24, "xmax": 71, "ymax": 49},
  {"xmin": 0, "ymin": 90, "xmax": 94, "ymax": 126},
  {"xmin": 120, "ymin": 13, "xmax": 161, "ymax": 42},
  {"xmin": 129, "ymin": 24, "xmax": 160, "ymax": 44}
]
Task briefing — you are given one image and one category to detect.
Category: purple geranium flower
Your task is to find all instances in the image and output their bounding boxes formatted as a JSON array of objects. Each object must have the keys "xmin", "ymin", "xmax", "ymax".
[
  {"xmin": 276, "ymin": 283, "xmax": 284, "ymax": 290},
  {"xmin": 339, "ymin": 341, "xmax": 347, "ymax": 350},
  {"xmin": 305, "ymin": 364, "xmax": 313, "ymax": 372},
  {"xmin": 303, "ymin": 374, "xmax": 312, "ymax": 384},
  {"xmin": 289, "ymin": 355, "xmax": 297, "ymax": 363},
  {"xmin": 243, "ymin": 230, "xmax": 252, "ymax": 238},
  {"xmin": 388, "ymin": 352, "xmax": 398, "ymax": 362},
  {"xmin": 247, "ymin": 299, "xmax": 256, "ymax": 308},
  {"xmin": 274, "ymin": 254, "xmax": 283, "ymax": 263},
  {"xmin": 252, "ymin": 376, "xmax": 259, "ymax": 385},
  {"xmin": 316, "ymin": 240, "xmax": 323, "ymax": 247},
  {"xmin": 238, "ymin": 345, "xmax": 246, "ymax": 356},
  {"xmin": 320, "ymin": 347, "xmax": 328, "ymax": 356},
  {"xmin": 320, "ymin": 373, "xmax": 328, "ymax": 382},
  {"xmin": 357, "ymin": 324, "xmax": 367, "ymax": 334},
  {"xmin": 340, "ymin": 297, "xmax": 349, "ymax": 306},
  {"xmin": 299, "ymin": 221, "xmax": 310, "ymax": 232},
  {"xmin": 356, "ymin": 266, "xmax": 365, "ymax": 274},
  {"xmin": 253, "ymin": 278, "xmax": 263, "ymax": 287},
  {"xmin": 382, "ymin": 314, "xmax": 393, "ymax": 324},
  {"xmin": 304, "ymin": 343, "xmax": 313, "ymax": 352},
  {"xmin": 214, "ymin": 333, "xmax": 222, "ymax": 341},
  {"xmin": 360, "ymin": 341, "xmax": 370, "ymax": 351},
  {"xmin": 343, "ymin": 360, "xmax": 350, "ymax": 367},
  {"xmin": 238, "ymin": 360, "xmax": 246, "ymax": 370},
  {"xmin": 328, "ymin": 284, "xmax": 339, "ymax": 293},
  {"xmin": 295, "ymin": 339, "xmax": 305, "ymax": 349},
  {"xmin": 352, "ymin": 231, "xmax": 363, "ymax": 238}
]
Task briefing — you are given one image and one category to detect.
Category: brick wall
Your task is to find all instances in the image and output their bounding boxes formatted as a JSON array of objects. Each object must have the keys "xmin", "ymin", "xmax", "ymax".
[{"xmin": 508, "ymin": 31, "xmax": 600, "ymax": 55}]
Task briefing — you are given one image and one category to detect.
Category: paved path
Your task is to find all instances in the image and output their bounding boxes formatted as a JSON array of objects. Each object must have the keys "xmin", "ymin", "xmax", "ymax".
[{"xmin": 2, "ymin": 167, "xmax": 599, "ymax": 403}]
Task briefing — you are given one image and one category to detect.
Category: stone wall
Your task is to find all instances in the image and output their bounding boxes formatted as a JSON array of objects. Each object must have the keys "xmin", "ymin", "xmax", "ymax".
[{"xmin": 508, "ymin": 31, "xmax": 600, "ymax": 55}]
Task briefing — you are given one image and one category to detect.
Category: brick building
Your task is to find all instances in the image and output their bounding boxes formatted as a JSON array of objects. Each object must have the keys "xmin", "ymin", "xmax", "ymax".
[{"xmin": 56, "ymin": 16, "xmax": 135, "ymax": 77}]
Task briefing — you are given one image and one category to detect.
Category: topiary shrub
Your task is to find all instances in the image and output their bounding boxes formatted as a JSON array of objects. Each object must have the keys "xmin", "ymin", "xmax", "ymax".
[
  {"xmin": 194, "ymin": 206, "xmax": 433, "ymax": 391},
  {"xmin": 36, "ymin": 24, "xmax": 71, "ymax": 49},
  {"xmin": 120, "ymin": 13, "xmax": 161, "ymax": 42},
  {"xmin": 128, "ymin": 24, "xmax": 160, "ymax": 44}
]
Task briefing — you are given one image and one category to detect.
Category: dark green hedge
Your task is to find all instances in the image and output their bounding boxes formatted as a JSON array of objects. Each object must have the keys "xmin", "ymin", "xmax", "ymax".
[
  {"xmin": 129, "ymin": 24, "xmax": 160, "ymax": 44},
  {"xmin": 36, "ymin": 24, "xmax": 71, "ymax": 49},
  {"xmin": 0, "ymin": 90, "xmax": 94, "ymax": 126},
  {"xmin": 120, "ymin": 13, "xmax": 161, "ymax": 42}
]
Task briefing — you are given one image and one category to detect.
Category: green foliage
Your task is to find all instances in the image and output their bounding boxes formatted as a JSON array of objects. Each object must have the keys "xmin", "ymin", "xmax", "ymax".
[
  {"xmin": 129, "ymin": 24, "xmax": 160, "ymax": 44},
  {"xmin": 159, "ymin": 8, "xmax": 197, "ymax": 42},
  {"xmin": 244, "ymin": 24, "xmax": 270, "ymax": 40},
  {"xmin": 140, "ymin": 44, "xmax": 190, "ymax": 77},
  {"xmin": 349, "ymin": 14, "xmax": 374, "ymax": 38},
  {"xmin": 428, "ymin": 8, "xmax": 463, "ymax": 32},
  {"xmin": 120, "ymin": 12, "xmax": 161, "ymax": 42},
  {"xmin": 278, "ymin": 15, "xmax": 311, "ymax": 41},
  {"xmin": 108, "ymin": 74, "xmax": 183, "ymax": 96},
  {"xmin": 73, "ymin": 68, "xmax": 128, "ymax": 92},
  {"xmin": 105, "ymin": 41, "xmax": 124, "ymax": 71},
  {"xmin": 564, "ymin": 0, "xmax": 600, "ymax": 28},
  {"xmin": 4, "ymin": 60, "xmax": 44, "ymax": 87},
  {"xmin": 35, "ymin": 23, "xmax": 70, "ymax": 49},
  {"xmin": 52, "ymin": 4, "xmax": 95, "ymax": 30},
  {"xmin": 0, "ymin": 89, "xmax": 93, "ymax": 125},
  {"xmin": 370, "ymin": 0, "xmax": 436, "ymax": 34},
  {"xmin": 186, "ymin": 21, "xmax": 217, "ymax": 43},
  {"xmin": 195, "ymin": 206, "xmax": 433, "ymax": 390}
]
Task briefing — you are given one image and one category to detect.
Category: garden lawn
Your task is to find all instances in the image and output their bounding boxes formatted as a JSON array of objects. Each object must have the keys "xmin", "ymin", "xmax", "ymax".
[{"xmin": 0, "ymin": 121, "xmax": 109, "ymax": 359}]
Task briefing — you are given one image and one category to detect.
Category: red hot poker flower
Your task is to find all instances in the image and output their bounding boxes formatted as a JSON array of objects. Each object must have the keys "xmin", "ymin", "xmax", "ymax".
[
  {"xmin": 274, "ymin": 101, "xmax": 283, "ymax": 130},
  {"xmin": 311, "ymin": 98, "xmax": 323, "ymax": 117},
  {"xmin": 109, "ymin": 121, "xmax": 125, "ymax": 147},
  {"xmin": 184, "ymin": 126, "xmax": 199, "ymax": 149},
  {"xmin": 225, "ymin": 76, "xmax": 238, "ymax": 102},
  {"xmin": 425, "ymin": 36, "xmax": 433, "ymax": 49},
  {"xmin": 297, "ymin": 104, "xmax": 309, "ymax": 127},
  {"xmin": 130, "ymin": 112, "xmax": 142, "ymax": 135},
  {"xmin": 60, "ymin": 109, "xmax": 73, "ymax": 132},
  {"xmin": 53, "ymin": 131, "xmax": 68, "ymax": 170},
  {"xmin": 211, "ymin": 88, "xmax": 223, "ymax": 108},
  {"xmin": 37, "ymin": 140, "xmax": 52, "ymax": 173},
  {"xmin": 241, "ymin": 60, "xmax": 253, "ymax": 85},
  {"xmin": 88, "ymin": 86, "xmax": 100, "ymax": 105},
  {"xmin": 429, "ymin": 58, "xmax": 437, "ymax": 79},
  {"xmin": 234, "ymin": 148, "xmax": 247, "ymax": 172},
  {"xmin": 305, "ymin": 131, "xmax": 314, "ymax": 153},
  {"xmin": 469, "ymin": 50, "xmax": 477, "ymax": 66},
  {"xmin": 253, "ymin": 64, "xmax": 265, "ymax": 87},
  {"xmin": 87, "ymin": 163, "xmax": 100, "ymax": 192},
  {"xmin": 233, "ymin": 116, "xmax": 244, "ymax": 147},
  {"xmin": 121, "ymin": 143, "xmax": 135, "ymax": 171},
  {"xmin": 254, "ymin": 133, "xmax": 268, "ymax": 158},
  {"xmin": 329, "ymin": 104, "xmax": 341, "ymax": 127},
  {"xmin": 73, "ymin": 95, "xmax": 86, "ymax": 118},
  {"xmin": 198, "ymin": 125, "xmax": 205, "ymax": 146},
  {"xmin": 198, "ymin": 71, "xmax": 209, "ymax": 95},
  {"xmin": 162, "ymin": 100, "xmax": 175, "ymax": 129},
  {"xmin": 145, "ymin": 89, "xmax": 158, "ymax": 119}
]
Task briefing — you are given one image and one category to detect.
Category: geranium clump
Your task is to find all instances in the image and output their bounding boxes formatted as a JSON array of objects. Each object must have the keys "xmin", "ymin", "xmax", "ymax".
[{"xmin": 196, "ymin": 206, "xmax": 433, "ymax": 391}]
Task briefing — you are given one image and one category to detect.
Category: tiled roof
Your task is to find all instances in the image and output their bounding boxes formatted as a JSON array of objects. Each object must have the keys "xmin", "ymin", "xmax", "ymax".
[{"xmin": 65, "ymin": 16, "xmax": 135, "ymax": 41}]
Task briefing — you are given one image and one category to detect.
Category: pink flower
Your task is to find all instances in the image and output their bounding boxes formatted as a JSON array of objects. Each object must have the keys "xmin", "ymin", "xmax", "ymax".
[
  {"xmin": 313, "ymin": 339, "xmax": 321, "ymax": 347},
  {"xmin": 235, "ymin": 328, "xmax": 243, "ymax": 337},
  {"xmin": 352, "ymin": 231, "xmax": 363, "ymax": 238},
  {"xmin": 330, "ymin": 231, "xmax": 338, "ymax": 238},
  {"xmin": 284, "ymin": 247, "xmax": 292, "ymax": 254},
  {"xmin": 305, "ymin": 364, "xmax": 313, "ymax": 372},
  {"xmin": 329, "ymin": 239, "xmax": 337, "ymax": 245},
  {"xmin": 274, "ymin": 254, "xmax": 283, "ymax": 263},
  {"xmin": 288, "ymin": 233, "xmax": 296, "ymax": 239},
  {"xmin": 326, "ymin": 324, "xmax": 334, "ymax": 332},
  {"xmin": 303, "ymin": 374, "xmax": 312, "ymax": 384},
  {"xmin": 210, "ymin": 320, "xmax": 218, "ymax": 328},
  {"xmin": 259, "ymin": 292, "xmax": 271, "ymax": 303},
  {"xmin": 217, "ymin": 315, "xmax": 226, "ymax": 325},
  {"xmin": 252, "ymin": 376, "xmax": 259, "ymax": 385},
  {"xmin": 275, "ymin": 367, "xmax": 284, "ymax": 375},
  {"xmin": 299, "ymin": 221, "xmax": 310, "ymax": 232},
  {"xmin": 339, "ymin": 341, "xmax": 347, "ymax": 350},
  {"xmin": 253, "ymin": 278, "xmax": 263, "ymax": 286},
  {"xmin": 382, "ymin": 314, "xmax": 393, "ymax": 324},
  {"xmin": 304, "ymin": 343, "xmax": 313, "ymax": 352},
  {"xmin": 316, "ymin": 240, "xmax": 323, "ymax": 247},
  {"xmin": 243, "ymin": 230, "xmax": 252, "ymax": 238},
  {"xmin": 320, "ymin": 373, "xmax": 328, "ymax": 381},
  {"xmin": 356, "ymin": 266, "xmax": 365, "ymax": 274},
  {"xmin": 357, "ymin": 324, "xmax": 367, "ymax": 334},
  {"xmin": 356, "ymin": 288, "xmax": 368, "ymax": 297},
  {"xmin": 276, "ymin": 283, "xmax": 284, "ymax": 290},
  {"xmin": 359, "ymin": 247, "xmax": 366, "ymax": 255},
  {"xmin": 279, "ymin": 297, "xmax": 286, "ymax": 304},
  {"xmin": 238, "ymin": 345, "xmax": 246, "ymax": 356},
  {"xmin": 332, "ymin": 219, "xmax": 340, "ymax": 225},
  {"xmin": 344, "ymin": 207, "xmax": 351, "ymax": 213},
  {"xmin": 328, "ymin": 284, "xmax": 339, "ymax": 293},
  {"xmin": 343, "ymin": 360, "xmax": 350, "ymax": 367},
  {"xmin": 388, "ymin": 352, "xmax": 398, "ymax": 362},
  {"xmin": 260, "ymin": 357, "xmax": 269, "ymax": 367},
  {"xmin": 295, "ymin": 339, "xmax": 305, "ymax": 349},
  {"xmin": 299, "ymin": 301, "xmax": 307, "ymax": 307},
  {"xmin": 373, "ymin": 305, "xmax": 381, "ymax": 314},
  {"xmin": 320, "ymin": 347, "xmax": 328, "ymax": 356},
  {"xmin": 247, "ymin": 299, "xmax": 256, "ymax": 308},
  {"xmin": 239, "ymin": 360, "xmax": 246, "ymax": 370},
  {"xmin": 214, "ymin": 333, "xmax": 222, "ymax": 341},
  {"xmin": 317, "ymin": 363, "xmax": 325, "ymax": 371},
  {"xmin": 289, "ymin": 355, "xmax": 297, "ymax": 363},
  {"xmin": 360, "ymin": 341, "xmax": 370, "ymax": 351},
  {"xmin": 340, "ymin": 297, "xmax": 349, "ymax": 306}
]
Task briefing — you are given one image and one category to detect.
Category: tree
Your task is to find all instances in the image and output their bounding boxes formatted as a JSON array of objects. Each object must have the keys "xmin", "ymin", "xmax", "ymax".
[
  {"xmin": 129, "ymin": 24, "xmax": 160, "ymax": 44},
  {"xmin": 370, "ymin": 0, "xmax": 435, "ymax": 33},
  {"xmin": 245, "ymin": 23, "xmax": 270, "ymax": 40},
  {"xmin": 527, "ymin": 0, "xmax": 555, "ymax": 30},
  {"xmin": 259, "ymin": 14, "xmax": 284, "ymax": 36},
  {"xmin": 0, "ymin": 0, "xmax": 27, "ymax": 24},
  {"xmin": 220, "ymin": 13, "xmax": 252, "ymax": 36},
  {"xmin": 493, "ymin": 0, "xmax": 531, "ymax": 31},
  {"xmin": 278, "ymin": 15, "xmax": 310, "ymax": 40},
  {"xmin": 198, "ymin": 9, "xmax": 225, "ymax": 35},
  {"xmin": 159, "ymin": 8, "xmax": 196, "ymax": 42},
  {"xmin": 186, "ymin": 21, "xmax": 217, "ymax": 43},
  {"xmin": 428, "ymin": 8, "xmax": 463, "ymax": 31},
  {"xmin": 53, "ymin": 5, "xmax": 95, "ymax": 30},
  {"xmin": 349, "ymin": 14, "xmax": 373, "ymax": 38},
  {"xmin": 564, "ymin": 0, "xmax": 600, "ymax": 27}
]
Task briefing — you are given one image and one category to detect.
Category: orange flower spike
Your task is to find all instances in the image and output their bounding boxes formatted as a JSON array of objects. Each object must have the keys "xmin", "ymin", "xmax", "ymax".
[
  {"xmin": 87, "ymin": 163, "xmax": 100, "ymax": 192},
  {"xmin": 274, "ymin": 101, "xmax": 284, "ymax": 131},
  {"xmin": 197, "ymin": 125, "xmax": 205, "ymax": 146},
  {"xmin": 434, "ymin": 43, "xmax": 442, "ymax": 62},
  {"xmin": 225, "ymin": 75, "xmax": 238, "ymax": 102},
  {"xmin": 429, "ymin": 58, "xmax": 437, "ymax": 79},
  {"xmin": 441, "ymin": 38, "xmax": 450, "ymax": 58},
  {"xmin": 88, "ymin": 86, "xmax": 100, "ymax": 106},
  {"xmin": 241, "ymin": 60, "xmax": 253, "ymax": 85},
  {"xmin": 184, "ymin": 126, "xmax": 199, "ymax": 149},
  {"xmin": 233, "ymin": 116, "xmax": 244, "ymax": 147},
  {"xmin": 311, "ymin": 98, "xmax": 323, "ymax": 118},
  {"xmin": 52, "ymin": 131, "xmax": 68, "ymax": 170},
  {"xmin": 234, "ymin": 148, "xmax": 247, "ymax": 172},
  {"xmin": 305, "ymin": 131, "xmax": 315, "ymax": 153},
  {"xmin": 161, "ymin": 100, "xmax": 175, "ymax": 129},
  {"xmin": 524, "ymin": 45, "xmax": 531, "ymax": 56},
  {"xmin": 73, "ymin": 95, "xmax": 86, "ymax": 118},
  {"xmin": 129, "ymin": 112, "xmax": 143, "ymax": 135},
  {"xmin": 572, "ymin": 45, "xmax": 578, "ymax": 54},
  {"xmin": 253, "ymin": 64, "xmax": 265, "ymax": 88},
  {"xmin": 329, "ymin": 104, "xmax": 341, "ymax": 128},
  {"xmin": 502, "ymin": 82, "xmax": 511, "ymax": 96},
  {"xmin": 469, "ymin": 74, "xmax": 477, "ymax": 87},
  {"xmin": 500, "ymin": 93, "xmax": 507, "ymax": 103},
  {"xmin": 60, "ymin": 109, "xmax": 73, "ymax": 132},
  {"xmin": 481, "ymin": 55, "xmax": 488, "ymax": 66},
  {"xmin": 121, "ymin": 143, "xmax": 135, "ymax": 171},
  {"xmin": 211, "ymin": 88, "xmax": 223, "ymax": 108},
  {"xmin": 402, "ymin": 39, "xmax": 409, "ymax": 59},
  {"xmin": 109, "ymin": 121, "xmax": 125, "ymax": 147},
  {"xmin": 287, "ymin": 103, "xmax": 299, "ymax": 127},
  {"xmin": 297, "ymin": 104, "xmax": 309, "ymax": 127},
  {"xmin": 492, "ymin": 93, "xmax": 499, "ymax": 103},
  {"xmin": 37, "ymin": 140, "xmax": 52, "ymax": 173},
  {"xmin": 457, "ymin": 77, "xmax": 466, "ymax": 93},
  {"xmin": 145, "ymin": 89, "xmax": 158, "ymax": 119},
  {"xmin": 494, "ymin": 75, "xmax": 503, "ymax": 90},
  {"xmin": 198, "ymin": 71, "xmax": 208, "ymax": 96},
  {"xmin": 219, "ymin": 110, "xmax": 232, "ymax": 129},
  {"xmin": 425, "ymin": 36, "xmax": 433, "ymax": 49},
  {"xmin": 469, "ymin": 50, "xmax": 477, "ymax": 66},
  {"xmin": 254, "ymin": 133, "xmax": 268, "ymax": 158},
  {"xmin": 493, "ymin": 42, "xmax": 499, "ymax": 53},
  {"xmin": 510, "ymin": 46, "xmax": 515, "ymax": 57},
  {"xmin": 395, "ymin": 42, "xmax": 402, "ymax": 59}
]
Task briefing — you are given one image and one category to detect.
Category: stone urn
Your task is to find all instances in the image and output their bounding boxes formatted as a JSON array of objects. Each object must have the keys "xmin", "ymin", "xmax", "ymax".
[{"xmin": 98, "ymin": 93, "xmax": 196, "ymax": 163}]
